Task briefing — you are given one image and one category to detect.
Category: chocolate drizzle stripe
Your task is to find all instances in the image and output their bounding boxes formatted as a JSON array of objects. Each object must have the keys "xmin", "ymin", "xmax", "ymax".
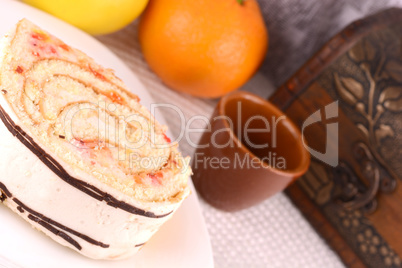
[
  {"xmin": 135, "ymin": 243, "xmax": 145, "ymax": 247},
  {"xmin": 0, "ymin": 182, "xmax": 12, "ymax": 198},
  {"xmin": 0, "ymin": 105, "xmax": 172, "ymax": 219},
  {"xmin": 0, "ymin": 182, "xmax": 109, "ymax": 250},
  {"xmin": 13, "ymin": 198, "xmax": 109, "ymax": 248},
  {"xmin": 28, "ymin": 214, "xmax": 82, "ymax": 250}
]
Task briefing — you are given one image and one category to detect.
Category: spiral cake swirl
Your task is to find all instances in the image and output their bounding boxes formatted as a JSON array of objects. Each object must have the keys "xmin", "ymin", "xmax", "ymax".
[{"xmin": 0, "ymin": 19, "xmax": 190, "ymax": 260}]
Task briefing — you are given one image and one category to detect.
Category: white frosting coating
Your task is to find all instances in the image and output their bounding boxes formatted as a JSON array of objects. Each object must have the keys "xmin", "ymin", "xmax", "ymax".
[{"xmin": 0, "ymin": 90, "xmax": 188, "ymax": 260}]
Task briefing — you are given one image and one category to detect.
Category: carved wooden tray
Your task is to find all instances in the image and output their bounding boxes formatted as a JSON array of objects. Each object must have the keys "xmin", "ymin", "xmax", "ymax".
[{"xmin": 269, "ymin": 8, "xmax": 402, "ymax": 268}]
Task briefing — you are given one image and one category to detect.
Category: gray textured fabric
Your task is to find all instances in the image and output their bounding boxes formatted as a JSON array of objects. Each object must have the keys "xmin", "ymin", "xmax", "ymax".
[{"xmin": 257, "ymin": 0, "xmax": 402, "ymax": 87}]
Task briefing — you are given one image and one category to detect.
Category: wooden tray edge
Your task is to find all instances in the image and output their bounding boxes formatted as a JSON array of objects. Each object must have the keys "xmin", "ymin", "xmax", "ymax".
[{"xmin": 271, "ymin": 8, "xmax": 402, "ymax": 268}]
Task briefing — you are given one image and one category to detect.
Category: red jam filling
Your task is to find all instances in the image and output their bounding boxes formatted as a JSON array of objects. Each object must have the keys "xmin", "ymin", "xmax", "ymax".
[
  {"xmin": 105, "ymin": 91, "xmax": 125, "ymax": 105},
  {"xmin": 148, "ymin": 172, "xmax": 163, "ymax": 185},
  {"xmin": 31, "ymin": 31, "xmax": 48, "ymax": 41},
  {"xmin": 59, "ymin": 43, "xmax": 70, "ymax": 51},
  {"xmin": 89, "ymin": 65, "xmax": 107, "ymax": 81},
  {"xmin": 15, "ymin": 66, "xmax": 24, "ymax": 73},
  {"xmin": 163, "ymin": 133, "xmax": 171, "ymax": 143}
]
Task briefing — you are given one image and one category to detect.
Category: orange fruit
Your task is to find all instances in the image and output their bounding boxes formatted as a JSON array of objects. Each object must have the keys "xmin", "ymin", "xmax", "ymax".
[{"xmin": 138, "ymin": 0, "xmax": 268, "ymax": 98}]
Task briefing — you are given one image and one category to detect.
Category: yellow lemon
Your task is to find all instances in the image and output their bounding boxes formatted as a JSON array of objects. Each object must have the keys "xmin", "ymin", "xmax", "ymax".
[{"xmin": 23, "ymin": 0, "xmax": 148, "ymax": 35}]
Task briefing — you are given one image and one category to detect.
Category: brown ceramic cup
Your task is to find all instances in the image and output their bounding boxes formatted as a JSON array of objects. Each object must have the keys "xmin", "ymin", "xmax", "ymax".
[{"xmin": 191, "ymin": 91, "xmax": 310, "ymax": 212}]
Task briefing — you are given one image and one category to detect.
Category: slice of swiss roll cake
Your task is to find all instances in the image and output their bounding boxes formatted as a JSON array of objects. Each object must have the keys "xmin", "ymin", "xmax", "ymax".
[{"xmin": 0, "ymin": 19, "xmax": 190, "ymax": 260}]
